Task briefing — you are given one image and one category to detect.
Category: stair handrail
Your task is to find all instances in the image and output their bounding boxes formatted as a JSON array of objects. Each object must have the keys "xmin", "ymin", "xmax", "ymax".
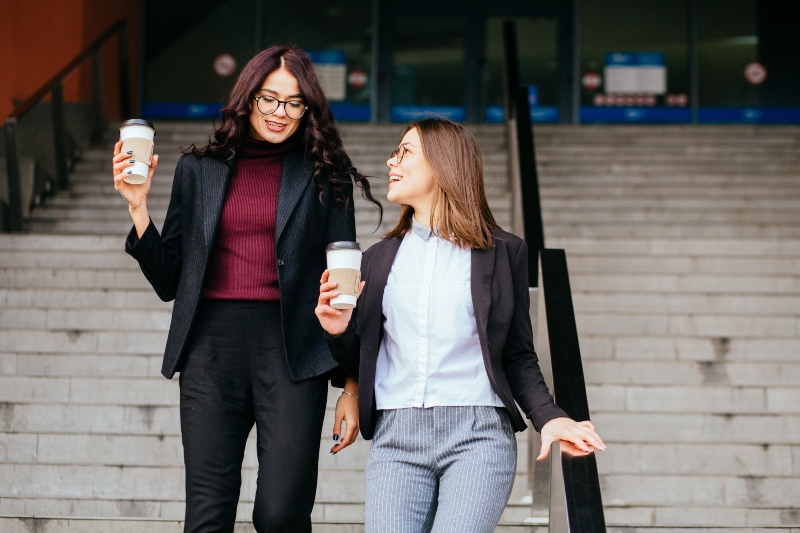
[
  {"xmin": 501, "ymin": 19, "xmax": 606, "ymax": 532},
  {"xmin": 540, "ymin": 248, "xmax": 607, "ymax": 532},
  {"xmin": 2, "ymin": 18, "xmax": 130, "ymax": 232},
  {"xmin": 502, "ymin": 20, "xmax": 544, "ymax": 286}
]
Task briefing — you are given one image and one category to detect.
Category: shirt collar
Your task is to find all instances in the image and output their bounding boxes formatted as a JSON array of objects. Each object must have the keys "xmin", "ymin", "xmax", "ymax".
[{"xmin": 411, "ymin": 216, "xmax": 435, "ymax": 241}]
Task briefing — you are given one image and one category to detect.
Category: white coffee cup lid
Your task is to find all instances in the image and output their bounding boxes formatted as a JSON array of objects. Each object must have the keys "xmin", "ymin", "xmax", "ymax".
[
  {"xmin": 326, "ymin": 241, "xmax": 362, "ymax": 252},
  {"xmin": 120, "ymin": 119, "xmax": 156, "ymax": 135}
]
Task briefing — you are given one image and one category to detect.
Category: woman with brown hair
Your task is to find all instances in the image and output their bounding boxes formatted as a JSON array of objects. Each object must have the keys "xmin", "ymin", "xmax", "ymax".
[
  {"xmin": 315, "ymin": 118, "xmax": 604, "ymax": 532},
  {"xmin": 112, "ymin": 45, "xmax": 381, "ymax": 532}
]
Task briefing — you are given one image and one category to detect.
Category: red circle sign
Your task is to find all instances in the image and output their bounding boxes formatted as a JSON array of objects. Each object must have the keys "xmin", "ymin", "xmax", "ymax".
[
  {"xmin": 582, "ymin": 72, "xmax": 602, "ymax": 91},
  {"xmin": 348, "ymin": 70, "xmax": 368, "ymax": 88},
  {"xmin": 744, "ymin": 62, "xmax": 767, "ymax": 85},
  {"xmin": 214, "ymin": 54, "xmax": 237, "ymax": 77}
]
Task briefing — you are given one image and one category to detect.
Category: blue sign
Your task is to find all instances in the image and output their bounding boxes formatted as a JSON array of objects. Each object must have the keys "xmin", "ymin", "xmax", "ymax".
[
  {"xmin": 484, "ymin": 105, "xmax": 559, "ymax": 123},
  {"xmin": 605, "ymin": 52, "xmax": 665, "ymax": 67},
  {"xmin": 580, "ymin": 106, "xmax": 690, "ymax": 123},
  {"xmin": 391, "ymin": 106, "xmax": 466, "ymax": 122},
  {"xmin": 143, "ymin": 102, "xmax": 223, "ymax": 119},
  {"xmin": 330, "ymin": 103, "xmax": 371, "ymax": 122},
  {"xmin": 699, "ymin": 107, "xmax": 800, "ymax": 124},
  {"xmin": 528, "ymin": 85, "xmax": 539, "ymax": 107},
  {"xmin": 304, "ymin": 50, "xmax": 346, "ymax": 65}
]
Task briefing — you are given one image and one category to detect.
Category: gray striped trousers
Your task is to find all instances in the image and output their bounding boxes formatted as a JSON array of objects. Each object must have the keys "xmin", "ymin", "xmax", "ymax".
[{"xmin": 364, "ymin": 406, "xmax": 517, "ymax": 533}]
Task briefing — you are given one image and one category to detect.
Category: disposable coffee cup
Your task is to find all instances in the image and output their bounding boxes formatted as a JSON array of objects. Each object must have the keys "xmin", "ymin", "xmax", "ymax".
[
  {"xmin": 119, "ymin": 119, "xmax": 156, "ymax": 185},
  {"xmin": 326, "ymin": 241, "xmax": 363, "ymax": 310}
]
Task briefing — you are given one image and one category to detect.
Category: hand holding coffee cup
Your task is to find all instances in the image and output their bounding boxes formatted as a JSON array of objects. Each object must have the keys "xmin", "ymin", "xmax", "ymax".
[
  {"xmin": 112, "ymin": 120, "xmax": 159, "ymax": 212},
  {"xmin": 316, "ymin": 241, "xmax": 364, "ymax": 336}
]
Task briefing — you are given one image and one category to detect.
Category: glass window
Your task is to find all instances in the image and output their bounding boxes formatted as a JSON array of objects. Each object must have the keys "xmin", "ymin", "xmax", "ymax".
[
  {"xmin": 142, "ymin": 0, "xmax": 372, "ymax": 120},
  {"xmin": 697, "ymin": 0, "xmax": 759, "ymax": 107},
  {"xmin": 579, "ymin": 0, "xmax": 690, "ymax": 123},
  {"xmin": 390, "ymin": 16, "xmax": 465, "ymax": 122},
  {"xmin": 262, "ymin": 0, "xmax": 373, "ymax": 121},
  {"xmin": 697, "ymin": 0, "xmax": 800, "ymax": 122},
  {"xmin": 143, "ymin": 0, "xmax": 257, "ymax": 118},
  {"xmin": 484, "ymin": 17, "xmax": 559, "ymax": 123}
]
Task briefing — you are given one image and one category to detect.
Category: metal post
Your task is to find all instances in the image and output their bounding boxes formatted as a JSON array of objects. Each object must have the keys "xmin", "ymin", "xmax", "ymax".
[
  {"xmin": 118, "ymin": 20, "xmax": 131, "ymax": 120},
  {"xmin": 516, "ymin": 85, "xmax": 545, "ymax": 285},
  {"xmin": 51, "ymin": 82, "xmax": 69, "ymax": 191},
  {"xmin": 571, "ymin": 0, "xmax": 581, "ymax": 124},
  {"xmin": 527, "ymin": 256, "xmax": 553, "ymax": 522},
  {"xmin": 370, "ymin": 0, "xmax": 380, "ymax": 124},
  {"xmin": 688, "ymin": 0, "xmax": 699, "ymax": 124},
  {"xmin": 548, "ymin": 442, "xmax": 568, "ymax": 532},
  {"xmin": 91, "ymin": 49, "xmax": 105, "ymax": 145},
  {"xmin": 3, "ymin": 119, "xmax": 24, "ymax": 232},
  {"xmin": 502, "ymin": 20, "xmax": 520, "ymax": 121}
]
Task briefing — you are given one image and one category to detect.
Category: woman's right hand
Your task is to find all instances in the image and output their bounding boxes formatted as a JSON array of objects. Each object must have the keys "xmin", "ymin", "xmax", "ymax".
[
  {"xmin": 315, "ymin": 269, "xmax": 364, "ymax": 336},
  {"xmin": 112, "ymin": 140, "xmax": 158, "ymax": 212}
]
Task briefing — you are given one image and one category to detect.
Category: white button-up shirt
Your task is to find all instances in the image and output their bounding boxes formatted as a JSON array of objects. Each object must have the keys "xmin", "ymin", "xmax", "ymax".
[{"xmin": 374, "ymin": 218, "xmax": 504, "ymax": 410}]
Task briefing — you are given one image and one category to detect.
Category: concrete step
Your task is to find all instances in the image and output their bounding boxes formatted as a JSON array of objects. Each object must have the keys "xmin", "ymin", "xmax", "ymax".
[
  {"xmin": 545, "ymin": 224, "xmax": 800, "ymax": 239},
  {"xmin": 579, "ymin": 335, "xmax": 800, "ymax": 362},
  {"xmin": 2, "ymin": 517, "xmax": 799, "ymax": 533}
]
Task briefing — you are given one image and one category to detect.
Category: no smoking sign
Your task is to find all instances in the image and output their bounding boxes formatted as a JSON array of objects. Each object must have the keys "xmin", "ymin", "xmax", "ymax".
[{"xmin": 744, "ymin": 62, "xmax": 767, "ymax": 85}]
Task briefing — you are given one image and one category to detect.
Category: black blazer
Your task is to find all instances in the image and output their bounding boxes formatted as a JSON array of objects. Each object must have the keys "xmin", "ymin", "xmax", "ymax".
[
  {"xmin": 326, "ymin": 229, "xmax": 569, "ymax": 440},
  {"xmin": 126, "ymin": 147, "xmax": 356, "ymax": 380}
]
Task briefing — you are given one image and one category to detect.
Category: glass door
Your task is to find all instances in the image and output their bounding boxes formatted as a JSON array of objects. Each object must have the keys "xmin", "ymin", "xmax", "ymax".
[
  {"xmin": 484, "ymin": 16, "xmax": 561, "ymax": 123},
  {"xmin": 389, "ymin": 16, "xmax": 466, "ymax": 122}
]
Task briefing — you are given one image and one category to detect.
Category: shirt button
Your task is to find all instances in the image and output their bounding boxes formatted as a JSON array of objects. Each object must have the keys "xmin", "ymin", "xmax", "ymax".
[{"xmin": 277, "ymin": 259, "xmax": 284, "ymax": 266}]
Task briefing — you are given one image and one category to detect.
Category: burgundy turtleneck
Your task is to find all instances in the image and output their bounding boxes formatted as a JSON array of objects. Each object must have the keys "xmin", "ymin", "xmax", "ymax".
[{"xmin": 201, "ymin": 134, "xmax": 300, "ymax": 301}]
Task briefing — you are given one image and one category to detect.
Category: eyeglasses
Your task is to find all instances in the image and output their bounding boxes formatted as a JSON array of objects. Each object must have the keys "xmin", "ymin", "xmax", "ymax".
[
  {"xmin": 390, "ymin": 145, "xmax": 409, "ymax": 164},
  {"xmin": 253, "ymin": 95, "xmax": 308, "ymax": 120}
]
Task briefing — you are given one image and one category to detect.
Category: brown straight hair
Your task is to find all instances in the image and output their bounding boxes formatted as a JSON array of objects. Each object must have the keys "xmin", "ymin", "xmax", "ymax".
[{"xmin": 385, "ymin": 118, "xmax": 500, "ymax": 250}]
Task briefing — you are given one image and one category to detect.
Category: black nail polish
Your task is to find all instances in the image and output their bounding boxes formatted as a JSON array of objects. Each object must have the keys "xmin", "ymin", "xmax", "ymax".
[
  {"xmin": 333, "ymin": 434, "xmax": 339, "ymax": 441},
  {"xmin": 331, "ymin": 451, "xmax": 337, "ymax": 455},
  {"xmin": 126, "ymin": 170, "xmax": 132, "ymax": 174},
  {"xmin": 129, "ymin": 159, "xmax": 135, "ymax": 163},
  {"xmin": 126, "ymin": 151, "xmax": 133, "ymax": 154}
]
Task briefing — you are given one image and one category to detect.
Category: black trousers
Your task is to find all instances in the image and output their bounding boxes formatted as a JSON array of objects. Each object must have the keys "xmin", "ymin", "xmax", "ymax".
[{"xmin": 179, "ymin": 300, "xmax": 328, "ymax": 533}]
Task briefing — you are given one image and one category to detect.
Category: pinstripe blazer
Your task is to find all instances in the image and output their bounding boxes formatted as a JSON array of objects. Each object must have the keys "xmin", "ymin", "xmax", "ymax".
[
  {"xmin": 126, "ymin": 147, "xmax": 356, "ymax": 380},
  {"xmin": 326, "ymin": 230, "xmax": 569, "ymax": 439}
]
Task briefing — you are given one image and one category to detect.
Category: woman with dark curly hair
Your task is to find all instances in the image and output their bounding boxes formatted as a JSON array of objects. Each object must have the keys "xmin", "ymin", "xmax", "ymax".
[{"xmin": 111, "ymin": 45, "xmax": 382, "ymax": 533}]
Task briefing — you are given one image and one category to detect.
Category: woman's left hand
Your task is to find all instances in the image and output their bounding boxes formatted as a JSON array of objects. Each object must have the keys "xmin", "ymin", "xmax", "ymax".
[
  {"xmin": 331, "ymin": 378, "xmax": 360, "ymax": 454},
  {"xmin": 537, "ymin": 418, "xmax": 605, "ymax": 460}
]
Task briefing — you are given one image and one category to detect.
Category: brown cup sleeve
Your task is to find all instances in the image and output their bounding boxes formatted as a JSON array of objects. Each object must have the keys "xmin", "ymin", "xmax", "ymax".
[
  {"xmin": 328, "ymin": 268, "xmax": 361, "ymax": 297},
  {"xmin": 121, "ymin": 137, "xmax": 154, "ymax": 166}
]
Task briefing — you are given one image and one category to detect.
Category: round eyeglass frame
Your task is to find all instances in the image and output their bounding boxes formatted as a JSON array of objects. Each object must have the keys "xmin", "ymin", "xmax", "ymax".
[
  {"xmin": 390, "ymin": 145, "xmax": 409, "ymax": 164},
  {"xmin": 253, "ymin": 95, "xmax": 308, "ymax": 120}
]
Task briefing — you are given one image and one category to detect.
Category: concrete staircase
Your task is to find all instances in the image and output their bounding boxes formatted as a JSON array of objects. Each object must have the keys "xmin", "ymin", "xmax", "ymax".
[
  {"xmin": 2, "ymin": 123, "xmax": 800, "ymax": 530},
  {"xmin": 536, "ymin": 125, "xmax": 800, "ymax": 529},
  {"xmin": 1, "ymin": 123, "xmax": 523, "ymax": 530}
]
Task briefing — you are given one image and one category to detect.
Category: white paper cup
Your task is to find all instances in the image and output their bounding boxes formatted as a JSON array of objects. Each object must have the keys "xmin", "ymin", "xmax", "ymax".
[
  {"xmin": 326, "ymin": 241, "xmax": 363, "ymax": 309},
  {"xmin": 119, "ymin": 119, "xmax": 156, "ymax": 185}
]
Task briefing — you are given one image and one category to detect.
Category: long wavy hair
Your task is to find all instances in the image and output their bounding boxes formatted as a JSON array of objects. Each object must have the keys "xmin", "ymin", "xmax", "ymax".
[
  {"xmin": 384, "ymin": 118, "xmax": 500, "ymax": 249},
  {"xmin": 184, "ymin": 45, "xmax": 382, "ymax": 218}
]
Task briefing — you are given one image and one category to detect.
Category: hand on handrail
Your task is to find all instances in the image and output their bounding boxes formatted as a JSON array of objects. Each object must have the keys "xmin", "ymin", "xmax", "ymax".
[
  {"xmin": 537, "ymin": 418, "xmax": 605, "ymax": 460},
  {"xmin": 112, "ymin": 140, "xmax": 158, "ymax": 238}
]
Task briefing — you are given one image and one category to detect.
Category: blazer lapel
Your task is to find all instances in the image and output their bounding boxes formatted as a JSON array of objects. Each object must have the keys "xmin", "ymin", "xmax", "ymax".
[
  {"xmin": 276, "ymin": 147, "xmax": 315, "ymax": 243},
  {"xmin": 471, "ymin": 244, "xmax": 496, "ymax": 346},
  {"xmin": 201, "ymin": 157, "xmax": 232, "ymax": 256}
]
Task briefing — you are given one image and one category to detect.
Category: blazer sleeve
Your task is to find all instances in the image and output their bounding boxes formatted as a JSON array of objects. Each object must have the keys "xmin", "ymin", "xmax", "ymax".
[
  {"xmin": 324, "ymin": 176, "xmax": 357, "ymax": 245},
  {"xmin": 324, "ymin": 310, "xmax": 361, "ymax": 381},
  {"xmin": 502, "ymin": 239, "xmax": 570, "ymax": 432},
  {"xmin": 124, "ymin": 155, "xmax": 186, "ymax": 302}
]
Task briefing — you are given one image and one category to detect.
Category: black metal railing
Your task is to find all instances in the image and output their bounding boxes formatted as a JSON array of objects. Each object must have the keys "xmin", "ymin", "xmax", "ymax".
[
  {"xmin": 541, "ymin": 249, "xmax": 606, "ymax": 532},
  {"xmin": 502, "ymin": 20, "xmax": 544, "ymax": 287},
  {"xmin": 2, "ymin": 18, "xmax": 130, "ymax": 232},
  {"xmin": 501, "ymin": 19, "xmax": 606, "ymax": 532}
]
